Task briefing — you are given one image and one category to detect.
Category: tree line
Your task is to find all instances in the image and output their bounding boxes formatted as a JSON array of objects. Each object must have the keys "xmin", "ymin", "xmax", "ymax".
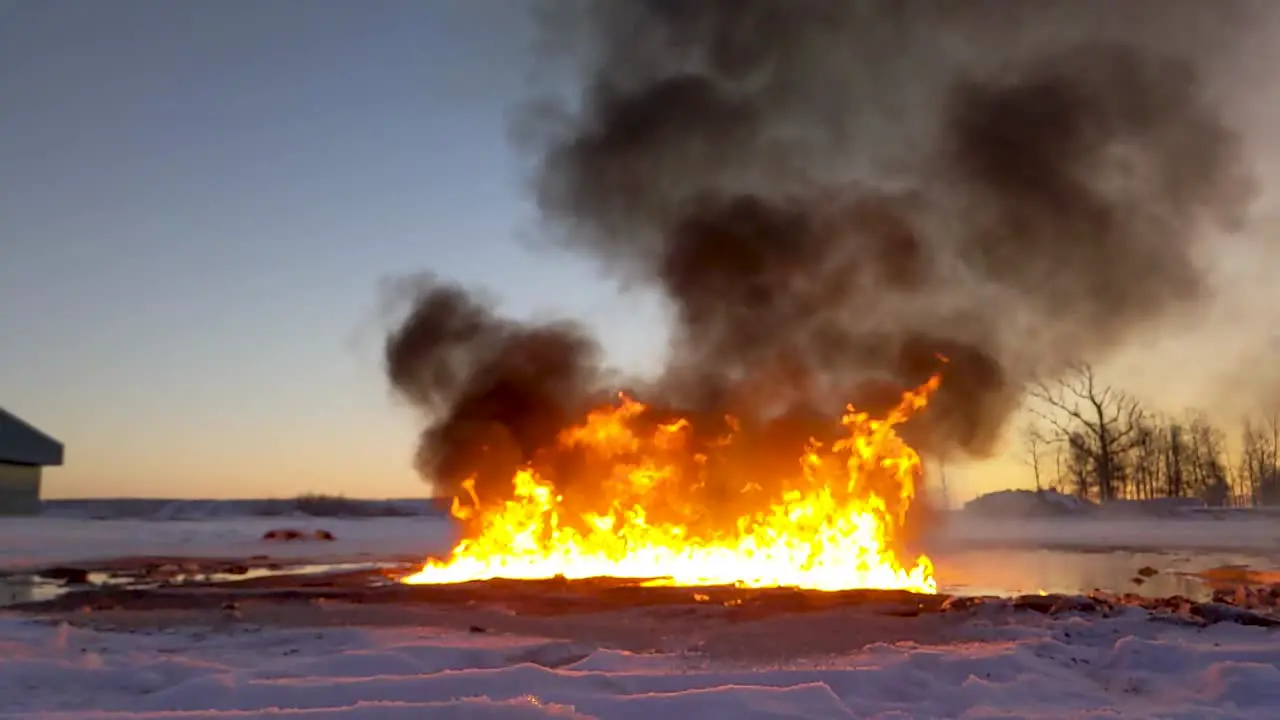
[{"xmin": 1021, "ymin": 363, "xmax": 1280, "ymax": 507}]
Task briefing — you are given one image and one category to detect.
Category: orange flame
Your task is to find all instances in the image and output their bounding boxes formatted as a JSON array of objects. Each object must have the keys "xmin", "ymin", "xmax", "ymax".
[{"xmin": 402, "ymin": 376, "xmax": 939, "ymax": 593}]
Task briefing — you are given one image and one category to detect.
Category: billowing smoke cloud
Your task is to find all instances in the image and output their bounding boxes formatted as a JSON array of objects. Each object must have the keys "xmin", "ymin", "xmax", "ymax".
[
  {"xmin": 387, "ymin": 0, "xmax": 1259, "ymax": 508},
  {"xmin": 384, "ymin": 277, "xmax": 609, "ymax": 503}
]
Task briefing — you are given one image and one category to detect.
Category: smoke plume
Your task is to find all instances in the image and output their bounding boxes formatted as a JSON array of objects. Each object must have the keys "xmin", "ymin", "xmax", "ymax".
[{"xmin": 387, "ymin": 0, "xmax": 1259, "ymax": 507}]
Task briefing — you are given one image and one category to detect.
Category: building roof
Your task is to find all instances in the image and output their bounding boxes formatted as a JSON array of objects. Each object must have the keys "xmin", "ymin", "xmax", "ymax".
[{"xmin": 0, "ymin": 408, "xmax": 64, "ymax": 466}]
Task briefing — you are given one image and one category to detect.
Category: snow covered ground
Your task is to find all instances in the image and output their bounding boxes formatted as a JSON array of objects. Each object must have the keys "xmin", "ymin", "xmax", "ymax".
[
  {"xmin": 3, "ymin": 511, "xmax": 1280, "ymax": 716},
  {"xmin": 3, "ymin": 607, "xmax": 1280, "ymax": 718},
  {"xmin": 942, "ymin": 513, "xmax": 1280, "ymax": 554},
  {"xmin": 0, "ymin": 516, "xmax": 457, "ymax": 572}
]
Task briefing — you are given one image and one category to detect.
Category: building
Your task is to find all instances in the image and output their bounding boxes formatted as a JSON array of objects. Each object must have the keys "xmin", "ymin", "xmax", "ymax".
[{"xmin": 0, "ymin": 408, "xmax": 64, "ymax": 515}]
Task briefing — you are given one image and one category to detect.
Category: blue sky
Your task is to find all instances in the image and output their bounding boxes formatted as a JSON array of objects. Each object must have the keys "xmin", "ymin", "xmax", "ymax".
[{"xmin": 1, "ymin": 1, "xmax": 671, "ymax": 498}]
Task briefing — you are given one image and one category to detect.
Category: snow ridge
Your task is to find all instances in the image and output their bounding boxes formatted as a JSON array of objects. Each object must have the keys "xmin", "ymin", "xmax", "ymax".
[{"xmin": 2, "ymin": 612, "xmax": 1279, "ymax": 718}]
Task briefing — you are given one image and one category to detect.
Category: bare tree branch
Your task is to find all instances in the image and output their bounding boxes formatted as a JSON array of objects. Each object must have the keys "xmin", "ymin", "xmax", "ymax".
[{"xmin": 1028, "ymin": 362, "xmax": 1147, "ymax": 501}]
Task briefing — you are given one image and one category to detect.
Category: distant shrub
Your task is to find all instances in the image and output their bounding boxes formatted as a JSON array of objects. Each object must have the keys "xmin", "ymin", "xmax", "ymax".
[{"xmin": 291, "ymin": 493, "xmax": 417, "ymax": 517}]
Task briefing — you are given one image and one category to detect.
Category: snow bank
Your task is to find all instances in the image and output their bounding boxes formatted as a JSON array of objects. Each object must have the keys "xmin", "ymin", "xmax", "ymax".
[
  {"xmin": 952, "ymin": 491, "xmax": 1280, "ymax": 554},
  {"xmin": 1, "ymin": 609, "xmax": 1278, "ymax": 717},
  {"xmin": 960, "ymin": 489, "xmax": 1231, "ymax": 519},
  {"xmin": 1096, "ymin": 497, "xmax": 1210, "ymax": 517},
  {"xmin": 963, "ymin": 489, "xmax": 1095, "ymax": 517},
  {"xmin": 943, "ymin": 513, "xmax": 1280, "ymax": 553},
  {"xmin": 959, "ymin": 489, "xmax": 1276, "ymax": 521}
]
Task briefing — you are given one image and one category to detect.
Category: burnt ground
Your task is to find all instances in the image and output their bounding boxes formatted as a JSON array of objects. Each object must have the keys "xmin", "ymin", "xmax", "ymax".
[
  {"xmin": 6, "ymin": 559, "xmax": 1280, "ymax": 664},
  {"xmin": 2, "ymin": 564, "xmax": 965, "ymax": 663}
]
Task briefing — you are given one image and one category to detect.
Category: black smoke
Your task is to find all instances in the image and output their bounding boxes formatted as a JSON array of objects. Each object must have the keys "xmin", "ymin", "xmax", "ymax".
[{"xmin": 387, "ymin": 1, "xmax": 1259, "ymax": 511}]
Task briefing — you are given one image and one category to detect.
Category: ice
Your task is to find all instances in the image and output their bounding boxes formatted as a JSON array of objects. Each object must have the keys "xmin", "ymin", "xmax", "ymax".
[{"xmin": 2, "ymin": 610, "xmax": 1280, "ymax": 718}]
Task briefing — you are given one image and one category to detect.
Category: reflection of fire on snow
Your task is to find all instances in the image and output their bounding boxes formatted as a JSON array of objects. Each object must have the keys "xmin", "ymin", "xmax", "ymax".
[{"xmin": 403, "ymin": 377, "xmax": 940, "ymax": 593}]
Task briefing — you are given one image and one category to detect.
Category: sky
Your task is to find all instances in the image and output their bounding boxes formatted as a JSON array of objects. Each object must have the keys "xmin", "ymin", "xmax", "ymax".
[{"xmin": 2, "ymin": 1, "xmax": 1278, "ymax": 503}]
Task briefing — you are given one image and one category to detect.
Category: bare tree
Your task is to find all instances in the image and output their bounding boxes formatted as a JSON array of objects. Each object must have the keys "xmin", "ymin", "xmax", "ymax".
[
  {"xmin": 1064, "ymin": 431, "xmax": 1094, "ymax": 499},
  {"xmin": 1184, "ymin": 411, "xmax": 1229, "ymax": 506},
  {"xmin": 1163, "ymin": 420, "xmax": 1187, "ymax": 499},
  {"xmin": 1022, "ymin": 420, "xmax": 1050, "ymax": 492},
  {"xmin": 1031, "ymin": 363, "xmax": 1145, "ymax": 503},
  {"xmin": 1124, "ymin": 414, "xmax": 1163, "ymax": 500},
  {"xmin": 1265, "ymin": 410, "xmax": 1279, "ymax": 505},
  {"xmin": 1051, "ymin": 442, "xmax": 1066, "ymax": 494},
  {"xmin": 1240, "ymin": 413, "xmax": 1280, "ymax": 505}
]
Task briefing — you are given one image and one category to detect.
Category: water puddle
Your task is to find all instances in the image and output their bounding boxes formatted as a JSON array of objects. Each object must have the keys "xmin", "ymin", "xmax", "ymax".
[
  {"xmin": 935, "ymin": 548, "xmax": 1280, "ymax": 601},
  {"xmin": 0, "ymin": 560, "xmax": 410, "ymax": 607}
]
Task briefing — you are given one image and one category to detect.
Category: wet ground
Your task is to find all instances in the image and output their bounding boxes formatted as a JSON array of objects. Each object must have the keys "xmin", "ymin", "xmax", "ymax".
[
  {"xmin": 933, "ymin": 547, "xmax": 1280, "ymax": 599},
  {"xmin": 3, "ymin": 577, "xmax": 963, "ymax": 663},
  {"xmin": 0, "ymin": 559, "xmax": 410, "ymax": 606},
  {"xmin": 1, "ymin": 546, "xmax": 1277, "ymax": 668},
  {"xmin": 7, "ymin": 558, "xmax": 1280, "ymax": 665},
  {"xmin": 4, "ymin": 547, "xmax": 1279, "ymax": 608}
]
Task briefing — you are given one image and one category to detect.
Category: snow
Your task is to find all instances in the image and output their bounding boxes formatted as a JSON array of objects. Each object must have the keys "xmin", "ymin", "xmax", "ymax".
[
  {"xmin": 962, "ymin": 488, "xmax": 1096, "ymax": 517},
  {"xmin": 2, "ymin": 608, "xmax": 1279, "ymax": 718},
  {"xmin": 4, "ymin": 511, "xmax": 1280, "ymax": 716},
  {"xmin": 0, "ymin": 516, "xmax": 457, "ymax": 572},
  {"xmin": 942, "ymin": 513, "xmax": 1280, "ymax": 553},
  {"xmin": 959, "ymin": 488, "xmax": 1240, "ymax": 520}
]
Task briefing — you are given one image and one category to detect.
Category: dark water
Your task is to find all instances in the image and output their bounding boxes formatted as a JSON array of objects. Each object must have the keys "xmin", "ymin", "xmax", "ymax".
[{"xmin": 0, "ymin": 561, "xmax": 404, "ymax": 607}]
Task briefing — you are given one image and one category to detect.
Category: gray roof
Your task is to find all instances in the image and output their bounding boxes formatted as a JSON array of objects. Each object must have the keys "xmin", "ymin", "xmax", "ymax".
[{"xmin": 0, "ymin": 408, "xmax": 64, "ymax": 466}]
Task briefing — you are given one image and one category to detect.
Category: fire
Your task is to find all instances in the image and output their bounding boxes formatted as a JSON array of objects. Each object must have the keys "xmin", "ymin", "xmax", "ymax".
[{"xmin": 402, "ymin": 377, "xmax": 940, "ymax": 594}]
